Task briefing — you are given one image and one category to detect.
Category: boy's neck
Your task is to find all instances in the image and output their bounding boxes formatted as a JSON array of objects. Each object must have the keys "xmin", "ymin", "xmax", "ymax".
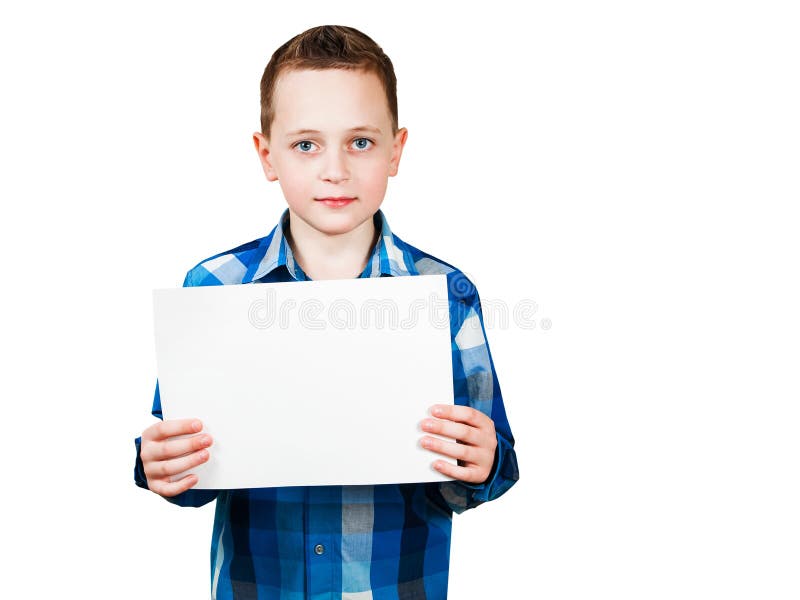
[{"xmin": 285, "ymin": 210, "xmax": 380, "ymax": 281}]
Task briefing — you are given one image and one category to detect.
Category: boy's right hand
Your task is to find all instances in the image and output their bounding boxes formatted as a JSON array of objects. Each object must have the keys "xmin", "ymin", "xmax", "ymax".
[{"xmin": 140, "ymin": 419, "xmax": 212, "ymax": 497}]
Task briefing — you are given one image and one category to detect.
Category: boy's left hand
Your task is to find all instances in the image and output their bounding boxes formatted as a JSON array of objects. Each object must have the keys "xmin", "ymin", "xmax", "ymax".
[{"xmin": 420, "ymin": 404, "xmax": 498, "ymax": 484}]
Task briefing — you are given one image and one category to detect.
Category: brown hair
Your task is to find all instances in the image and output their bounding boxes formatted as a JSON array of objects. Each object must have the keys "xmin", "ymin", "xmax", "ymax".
[{"xmin": 260, "ymin": 25, "xmax": 398, "ymax": 138}]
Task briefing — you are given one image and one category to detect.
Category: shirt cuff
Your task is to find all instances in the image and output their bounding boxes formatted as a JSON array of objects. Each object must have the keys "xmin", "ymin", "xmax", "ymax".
[
  {"xmin": 133, "ymin": 436, "xmax": 149, "ymax": 490},
  {"xmin": 437, "ymin": 431, "xmax": 519, "ymax": 514},
  {"xmin": 470, "ymin": 432, "xmax": 517, "ymax": 504}
]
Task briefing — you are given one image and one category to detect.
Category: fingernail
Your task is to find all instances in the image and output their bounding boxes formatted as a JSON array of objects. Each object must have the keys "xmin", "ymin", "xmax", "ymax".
[
  {"xmin": 432, "ymin": 407, "xmax": 443, "ymax": 416},
  {"xmin": 192, "ymin": 421, "xmax": 202, "ymax": 432},
  {"xmin": 201, "ymin": 435, "xmax": 211, "ymax": 446}
]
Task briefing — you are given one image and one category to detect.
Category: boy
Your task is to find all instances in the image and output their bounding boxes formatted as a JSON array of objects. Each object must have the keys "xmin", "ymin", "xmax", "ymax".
[{"xmin": 134, "ymin": 25, "xmax": 519, "ymax": 600}]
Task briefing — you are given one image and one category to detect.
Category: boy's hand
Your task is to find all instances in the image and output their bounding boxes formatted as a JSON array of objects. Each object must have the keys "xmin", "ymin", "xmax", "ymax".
[
  {"xmin": 140, "ymin": 419, "xmax": 212, "ymax": 497},
  {"xmin": 420, "ymin": 405, "xmax": 498, "ymax": 484}
]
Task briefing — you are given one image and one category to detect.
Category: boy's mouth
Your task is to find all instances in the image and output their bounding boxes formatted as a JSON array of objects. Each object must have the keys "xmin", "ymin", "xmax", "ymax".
[{"xmin": 316, "ymin": 197, "xmax": 357, "ymax": 208}]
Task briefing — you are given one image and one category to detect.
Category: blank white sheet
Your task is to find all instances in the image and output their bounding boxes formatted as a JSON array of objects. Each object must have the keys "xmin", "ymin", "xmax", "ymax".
[{"xmin": 153, "ymin": 274, "xmax": 456, "ymax": 489}]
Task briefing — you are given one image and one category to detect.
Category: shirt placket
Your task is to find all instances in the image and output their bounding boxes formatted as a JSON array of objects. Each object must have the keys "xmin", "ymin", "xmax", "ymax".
[{"xmin": 305, "ymin": 486, "xmax": 338, "ymax": 599}]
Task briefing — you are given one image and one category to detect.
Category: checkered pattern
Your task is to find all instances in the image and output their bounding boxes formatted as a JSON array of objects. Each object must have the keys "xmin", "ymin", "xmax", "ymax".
[{"xmin": 134, "ymin": 208, "xmax": 519, "ymax": 599}]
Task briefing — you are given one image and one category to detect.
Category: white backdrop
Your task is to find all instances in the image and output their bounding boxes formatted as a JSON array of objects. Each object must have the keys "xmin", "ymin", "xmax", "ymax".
[{"xmin": 1, "ymin": 1, "xmax": 798, "ymax": 598}]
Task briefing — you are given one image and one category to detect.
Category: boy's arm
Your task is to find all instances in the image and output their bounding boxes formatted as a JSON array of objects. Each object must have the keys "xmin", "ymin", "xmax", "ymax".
[
  {"xmin": 436, "ymin": 275, "xmax": 520, "ymax": 515},
  {"xmin": 132, "ymin": 268, "xmax": 219, "ymax": 508}
]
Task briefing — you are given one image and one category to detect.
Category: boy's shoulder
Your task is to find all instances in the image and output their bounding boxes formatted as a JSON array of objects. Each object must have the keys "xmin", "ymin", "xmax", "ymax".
[
  {"xmin": 394, "ymin": 234, "xmax": 480, "ymax": 306},
  {"xmin": 183, "ymin": 220, "xmax": 479, "ymax": 306},
  {"xmin": 182, "ymin": 235, "xmax": 265, "ymax": 287}
]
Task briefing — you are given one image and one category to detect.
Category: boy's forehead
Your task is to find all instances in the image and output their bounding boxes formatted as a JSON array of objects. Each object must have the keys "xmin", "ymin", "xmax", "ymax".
[
  {"xmin": 271, "ymin": 68, "xmax": 392, "ymax": 134},
  {"xmin": 275, "ymin": 66, "xmax": 379, "ymax": 89}
]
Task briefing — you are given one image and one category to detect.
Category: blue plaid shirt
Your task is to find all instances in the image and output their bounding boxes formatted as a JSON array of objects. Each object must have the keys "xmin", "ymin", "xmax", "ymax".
[{"xmin": 134, "ymin": 208, "xmax": 519, "ymax": 599}]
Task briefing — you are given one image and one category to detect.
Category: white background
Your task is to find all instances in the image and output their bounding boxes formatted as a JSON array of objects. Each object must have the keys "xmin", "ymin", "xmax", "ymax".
[{"xmin": 1, "ymin": 1, "xmax": 798, "ymax": 598}]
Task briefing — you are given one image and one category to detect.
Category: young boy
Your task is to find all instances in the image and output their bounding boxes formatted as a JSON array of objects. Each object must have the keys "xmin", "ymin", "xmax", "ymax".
[{"xmin": 134, "ymin": 25, "xmax": 519, "ymax": 600}]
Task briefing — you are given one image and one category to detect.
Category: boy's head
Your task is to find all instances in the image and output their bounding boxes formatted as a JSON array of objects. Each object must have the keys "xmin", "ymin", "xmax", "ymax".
[
  {"xmin": 253, "ymin": 25, "xmax": 408, "ymax": 238},
  {"xmin": 259, "ymin": 25, "xmax": 399, "ymax": 140}
]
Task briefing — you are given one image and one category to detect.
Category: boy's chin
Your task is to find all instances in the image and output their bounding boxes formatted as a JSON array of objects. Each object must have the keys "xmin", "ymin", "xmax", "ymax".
[
  {"xmin": 293, "ymin": 211, "xmax": 375, "ymax": 237},
  {"xmin": 292, "ymin": 204, "xmax": 381, "ymax": 236}
]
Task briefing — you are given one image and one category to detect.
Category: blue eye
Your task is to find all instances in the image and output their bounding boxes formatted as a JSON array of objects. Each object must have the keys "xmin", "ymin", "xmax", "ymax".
[
  {"xmin": 352, "ymin": 138, "xmax": 373, "ymax": 151},
  {"xmin": 295, "ymin": 140, "xmax": 316, "ymax": 153}
]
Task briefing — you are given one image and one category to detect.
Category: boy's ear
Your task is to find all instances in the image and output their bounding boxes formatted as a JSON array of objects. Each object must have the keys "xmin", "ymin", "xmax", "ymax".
[
  {"xmin": 253, "ymin": 132, "xmax": 278, "ymax": 181},
  {"xmin": 389, "ymin": 127, "xmax": 408, "ymax": 177}
]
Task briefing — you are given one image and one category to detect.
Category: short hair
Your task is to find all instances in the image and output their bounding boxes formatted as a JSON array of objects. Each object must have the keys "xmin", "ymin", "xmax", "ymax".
[{"xmin": 260, "ymin": 25, "xmax": 398, "ymax": 138}]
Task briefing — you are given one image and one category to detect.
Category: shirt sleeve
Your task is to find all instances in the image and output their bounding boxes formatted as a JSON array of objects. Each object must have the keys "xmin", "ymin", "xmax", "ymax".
[
  {"xmin": 132, "ymin": 269, "xmax": 219, "ymax": 508},
  {"xmin": 436, "ymin": 272, "xmax": 520, "ymax": 515}
]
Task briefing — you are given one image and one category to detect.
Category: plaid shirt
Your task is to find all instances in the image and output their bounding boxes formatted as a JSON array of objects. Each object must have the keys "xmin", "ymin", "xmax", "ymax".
[{"xmin": 134, "ymin": 208, "xmax": 519, "ymax": 600}]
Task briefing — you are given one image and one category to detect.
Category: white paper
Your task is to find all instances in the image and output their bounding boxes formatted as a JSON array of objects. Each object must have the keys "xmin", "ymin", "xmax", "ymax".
[{"xmin": 153, "ymin": 274, "xmax": 456, "ymax": 489}]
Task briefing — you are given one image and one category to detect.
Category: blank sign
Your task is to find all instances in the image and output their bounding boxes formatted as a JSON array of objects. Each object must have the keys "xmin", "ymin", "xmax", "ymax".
[{"xmin": 153, "ymin": 274, "xmax": 456, "ymax": 489}]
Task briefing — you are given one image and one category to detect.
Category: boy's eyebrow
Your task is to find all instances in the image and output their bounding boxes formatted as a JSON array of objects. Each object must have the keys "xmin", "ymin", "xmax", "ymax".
[{"xmin": 285, "ymin": 126, "xmax": 382, "ymax": 138}]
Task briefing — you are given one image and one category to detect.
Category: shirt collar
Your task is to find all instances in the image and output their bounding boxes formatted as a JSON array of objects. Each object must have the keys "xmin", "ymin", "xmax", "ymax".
[{"xmin": 243, "ymin": 208, "xmax": 417, "ymax": 283}]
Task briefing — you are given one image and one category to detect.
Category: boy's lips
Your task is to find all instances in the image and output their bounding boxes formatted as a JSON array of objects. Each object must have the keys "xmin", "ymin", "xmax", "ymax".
[{"xmin": 316, "ymin": 196, "xmax": 357, "ymax": 207}]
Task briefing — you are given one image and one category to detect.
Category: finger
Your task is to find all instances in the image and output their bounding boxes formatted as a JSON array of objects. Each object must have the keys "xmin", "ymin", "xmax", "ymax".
[
  {"xmin": 420, "ymin": 418, "xmax": 478, "ymax": 445},
  {"xmin": 430, "ymin": 405, "xmax": 489, "ymax": 429},
  {"xmin": 143, "ymin": 418, "xmax": 203, "ymax": 442},
  {"xmin": 431, "ymin": 458, "xmax": 484, "ymax": 484},
  {"xmin": 420, "ymin": 436, "xmax": 478, "ymax": 464},
  {"xmin": 146, "ymin": 433, "xmax": 212, "ymax": 462},
  {"xmin": 142, "ymin": 433, "xmax": 211, "ymax": 462},
  {"xmin": 150, "ymin": 473, "xmax": 199, "ymax": 498},
  {"xmin": 146, "ymin": 448, "xmax": 210, "ymax": 479}
]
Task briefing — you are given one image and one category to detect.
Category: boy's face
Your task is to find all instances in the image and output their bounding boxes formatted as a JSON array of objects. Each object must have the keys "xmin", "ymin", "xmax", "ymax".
[{"xmin": 253, "ymin": 68, "xmax": 408, "ymax": 238}]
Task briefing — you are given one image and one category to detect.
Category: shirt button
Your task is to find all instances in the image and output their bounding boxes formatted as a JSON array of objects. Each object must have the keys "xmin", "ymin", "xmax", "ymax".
[{"xmin": 314, "ymin": 544, "xmax": 325, "ymax": 555}]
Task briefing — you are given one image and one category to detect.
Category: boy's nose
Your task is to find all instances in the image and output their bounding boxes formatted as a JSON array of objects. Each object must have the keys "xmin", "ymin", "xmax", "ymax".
[{"xmin": 319, "ymin": 149, "xmax": 350, "ymax": 183}]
